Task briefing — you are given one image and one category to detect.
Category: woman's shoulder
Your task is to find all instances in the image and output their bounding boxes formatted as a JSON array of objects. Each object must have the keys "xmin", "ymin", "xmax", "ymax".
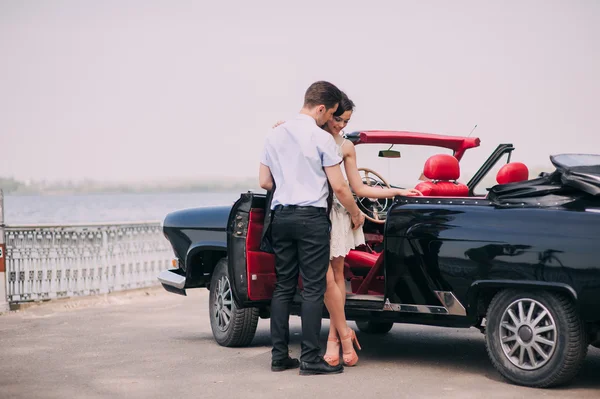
[{"xmin": 340, "ymin": 137, "xmax": 356, "ymax": 158}]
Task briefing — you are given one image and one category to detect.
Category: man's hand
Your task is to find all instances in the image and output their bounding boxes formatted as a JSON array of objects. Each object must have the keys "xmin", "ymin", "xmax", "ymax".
[
  {"xmin": 350, "ymin": 211, "xmax": 365, "ymax": 230},
  {"xmin": 395, "ymin": 188, "xmax": 423, "ymax": 196},
  {"xmin": 272, "ymin": 120, "xmax": 285, "ymax": 128}
]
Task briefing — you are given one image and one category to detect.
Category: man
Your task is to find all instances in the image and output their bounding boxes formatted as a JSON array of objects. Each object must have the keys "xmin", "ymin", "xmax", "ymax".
[{"xmin": 259, "ymin": 81, "xmax": 365, "ymax": 376}]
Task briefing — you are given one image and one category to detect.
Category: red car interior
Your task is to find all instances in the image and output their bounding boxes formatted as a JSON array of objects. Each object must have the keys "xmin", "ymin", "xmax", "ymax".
[
  {"xmin": 245, "ymin": 148, "xmax": 518, "ymax": 300},
  {"xmin": 246, "ymin": 209, "xmax": 277, "ymax": 300},
  {"xmin": 414, "ymin": 154, "xmax": 470, "ymax": 197},
  {"xmin": 246, "ymin": 208, "xmax": 385, "ymax": 299},
  {"xmin": 345, "ymin": 251, "xmax": 384, "ymax": 295}
]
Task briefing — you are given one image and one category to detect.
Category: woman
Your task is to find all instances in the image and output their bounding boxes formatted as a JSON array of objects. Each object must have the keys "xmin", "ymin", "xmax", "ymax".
[{"xmin": 274, "ymin": 92, "xmax": 422, "ymax": 367}]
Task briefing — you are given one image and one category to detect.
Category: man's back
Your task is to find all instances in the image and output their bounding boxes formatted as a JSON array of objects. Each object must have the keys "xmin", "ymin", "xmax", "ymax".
[
  {"xmin": 260, "ymin": 80, "xmax": 347, "ymax": 375},
  {"xmin": 261, "ymin": 114, "xmax": 341, "ymax": 209}
]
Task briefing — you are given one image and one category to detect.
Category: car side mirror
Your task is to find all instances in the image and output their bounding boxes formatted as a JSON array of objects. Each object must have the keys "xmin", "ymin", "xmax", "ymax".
[{"xmin": 378, "ymin": 150, "xmax": 401, "ymax": 158}]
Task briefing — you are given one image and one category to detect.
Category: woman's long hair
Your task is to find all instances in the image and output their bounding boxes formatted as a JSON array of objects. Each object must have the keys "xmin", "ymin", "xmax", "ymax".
[{"xmin": 325, "ymin": 91, "xmax": 355, "ymax": 216}]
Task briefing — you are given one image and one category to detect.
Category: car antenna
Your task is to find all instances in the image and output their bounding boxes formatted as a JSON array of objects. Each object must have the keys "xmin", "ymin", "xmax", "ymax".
[{"xmin": 467, "ymin": 124, "xmax": 478, "ymax": 138}]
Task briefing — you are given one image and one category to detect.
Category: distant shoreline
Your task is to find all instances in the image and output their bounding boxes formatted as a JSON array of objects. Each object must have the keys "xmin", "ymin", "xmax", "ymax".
[
  {"xmin": 0, "ymin": 177, "xmax": 261, "ymax": 196},
  {"xmin": 2, "ymin": 191, "xmax": 249, "ymax": 225},
  {"xmin": 3, "ymin": 188, "xmax": 262, "ymax": 196}
]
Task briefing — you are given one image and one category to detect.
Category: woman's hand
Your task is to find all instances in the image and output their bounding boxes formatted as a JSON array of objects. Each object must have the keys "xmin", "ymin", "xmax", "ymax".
[
  {"xmin": 395, "ymin": 188, "xmax": 423, "ymax": 197},
  {"xmin": 272, "ymin": 120, "xmax": 285, "ymax": 128}
]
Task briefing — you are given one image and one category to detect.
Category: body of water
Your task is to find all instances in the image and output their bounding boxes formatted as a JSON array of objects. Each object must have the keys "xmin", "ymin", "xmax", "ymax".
[{"xmin": 2, "ymin": 191, "xmax": 246, "ymax": 225}]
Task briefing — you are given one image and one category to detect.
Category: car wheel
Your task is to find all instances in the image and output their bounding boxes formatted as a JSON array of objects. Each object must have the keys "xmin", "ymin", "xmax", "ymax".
[
  {"xmin": 485, "ymin": 289, "xmax": 587, "ymax": 388},
  {"xmin": 355, "ymin": 320, "xmax": 394, "ymax": 334},
  {"xmin": 209, "ymin": 257, "xmax": 259, "ymax": 347}
]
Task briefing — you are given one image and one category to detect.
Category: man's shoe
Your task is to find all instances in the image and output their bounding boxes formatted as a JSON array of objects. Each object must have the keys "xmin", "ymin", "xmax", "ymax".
[
  {"xmin": 299, "ymin": 358, "xmax": 344, "ymax": 376},
  {"xmin": 271, "ymin": 356, "xmax": 300, "ymax": 372}
]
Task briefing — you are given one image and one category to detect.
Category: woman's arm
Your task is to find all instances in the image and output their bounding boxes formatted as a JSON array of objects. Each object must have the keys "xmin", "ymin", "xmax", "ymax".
[{"xmin": 344, "ymin": 144, "xmax": 421, "ymax": 197}]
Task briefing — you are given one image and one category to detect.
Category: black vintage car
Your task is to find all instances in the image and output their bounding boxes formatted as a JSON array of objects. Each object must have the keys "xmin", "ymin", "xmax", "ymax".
[{"xmin": 158, "ymin": 130, "xmax": 600, "ymax": 388}]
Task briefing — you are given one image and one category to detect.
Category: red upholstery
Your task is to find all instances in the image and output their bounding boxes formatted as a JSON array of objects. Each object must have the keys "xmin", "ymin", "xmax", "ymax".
[
  {"xmin": 247, "ymin": 209, "xmax": 384, "ymax": 299},
  {"xmin": 415, "ymin": 181, "xmax": 469, "ymax": 196},
  {"xmin": 356, "ymin": 253, "xmax": 385, "ymax": 295},
  {"xmin": 423, "ymin": 154, "xmax": 460, "ymax": 180},
  {"xmin": 342, "ymin": 249, "xmax": 384, "ymax": 295},
  {"xmin": 246, "ymin": 209, "xmax": 276, "ymax": 300},
  {"xmin": 246, "ymin": 252, "xmax": 276, "ymax": 299},
  {"xmin": 415, "ymin": 154, "xmax": 469, "ymax": 197},
  {"xmin": 351, "ymin": 276, "xmax": 385, "ymax": 295},
  {"xmin": 246, "ymin": 208, "xmax": 306, "ymax": 299},
  {"xmin": 247, "ymin": 209, "xmax": 265, "ymax": 250},
  {"xmin": 496, "ymin": 162, "xmax": 529, "ymax": 184},
  {"xmin": 345, "ymin": 250, "xmax": 379, "ymax": 270}
]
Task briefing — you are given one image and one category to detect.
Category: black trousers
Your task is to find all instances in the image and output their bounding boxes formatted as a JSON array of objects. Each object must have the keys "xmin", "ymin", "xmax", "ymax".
[{"xmin": 269, "ymin": 205, "xmax": 330, "ymax": 362}]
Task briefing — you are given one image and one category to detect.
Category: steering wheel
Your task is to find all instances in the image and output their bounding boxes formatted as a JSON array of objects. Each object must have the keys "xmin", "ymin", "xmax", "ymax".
[{"xmin": 356, "ymin": 167, "xmax": 392, "ymax": 224}]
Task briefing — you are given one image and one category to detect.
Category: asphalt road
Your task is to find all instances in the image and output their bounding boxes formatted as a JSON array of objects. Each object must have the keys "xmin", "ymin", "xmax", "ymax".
[{"xmin": 1, "ymin": 287, "xmax": 599, "ymax": 399}]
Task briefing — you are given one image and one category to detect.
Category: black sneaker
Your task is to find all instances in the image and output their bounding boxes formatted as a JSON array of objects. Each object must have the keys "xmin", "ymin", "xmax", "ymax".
[
  {"xmin": 271, "ymin": 356, "xmax": 300, "ymax": 372},
  {"xmin": 299, "ymin": 358, "xmax": 344, "ymax": 376}
]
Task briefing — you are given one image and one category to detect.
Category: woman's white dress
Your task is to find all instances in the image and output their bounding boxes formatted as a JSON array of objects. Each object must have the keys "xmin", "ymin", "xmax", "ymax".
[{"xmin": 329, "ymin": 139, "xmax": 365, "ymax": 259}]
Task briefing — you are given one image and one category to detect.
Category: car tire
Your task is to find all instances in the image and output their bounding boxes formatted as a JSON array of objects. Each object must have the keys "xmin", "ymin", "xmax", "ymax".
[
  {"xmin": 355, "ymin": 320, "xmax": 394, "ymax": 334},
  {"xmin": 209, "ymin": 258, "xmax": 259, "ymax": 347},
  {"xmin": 485, "ymin": 289, "xmax": 587, "ymax": 388}
]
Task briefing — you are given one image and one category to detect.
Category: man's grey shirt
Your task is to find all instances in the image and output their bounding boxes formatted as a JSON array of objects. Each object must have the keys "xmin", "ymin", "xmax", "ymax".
[{"xmin": 260, "ymin": 114, "xmax": 342, "ymax": 210}]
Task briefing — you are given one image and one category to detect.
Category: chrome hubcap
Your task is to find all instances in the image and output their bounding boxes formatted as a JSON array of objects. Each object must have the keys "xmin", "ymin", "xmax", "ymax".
[
  {"xmin": 499, "ymin": 298, "xmax": 557, "ymax": 370},
  {"xmin": 213, "ymin": 276, "xmax": 232, "ymax": 332}
]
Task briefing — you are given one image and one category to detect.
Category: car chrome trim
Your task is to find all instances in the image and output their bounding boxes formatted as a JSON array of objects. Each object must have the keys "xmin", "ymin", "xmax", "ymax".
[
  {"xmin": 384, "ymin": 299, "xmax": 448, "ymax": 315},
  {"xmin": 346, "ymin": 294, "xmax": 385, "ymax": 301},
  {"xmin": 397, "ymin": 198, "xmax": 492, "ymax": 206},
  {"xmin": 434, "ymin": 291, "xmax": 467, "ymax": 316},
  {"xmin": 383, "ymin": 291, "xmax": 467, "ymax": 316},
  {"xmin": 157, "ymin": 269, "xmax": 186, "ymax": 289}
]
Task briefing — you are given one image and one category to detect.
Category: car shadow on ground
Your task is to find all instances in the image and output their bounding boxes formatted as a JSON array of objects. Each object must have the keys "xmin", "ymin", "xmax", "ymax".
[{"xmin": 184, "ymin": 321, "xmax": 600, "ymax": 390}]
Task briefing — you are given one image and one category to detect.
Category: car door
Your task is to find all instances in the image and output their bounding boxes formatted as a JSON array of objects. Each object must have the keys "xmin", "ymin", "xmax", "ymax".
[
  {"xmin": 383, "ymin": 197, "xmax": 496, "ymax": 318},
  {"xmin": 227, "ymin": 192, "xmax": 280, "ymax": 308}
]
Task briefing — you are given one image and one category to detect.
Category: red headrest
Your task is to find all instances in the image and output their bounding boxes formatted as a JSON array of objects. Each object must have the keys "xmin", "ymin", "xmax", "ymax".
[
  {"xmin": 423, "ymin": 154, "xmax": 460, "ymax": 181},
  {"xmin": 496, "ymin": 162, "xmax": 529, "ymax": 184}
]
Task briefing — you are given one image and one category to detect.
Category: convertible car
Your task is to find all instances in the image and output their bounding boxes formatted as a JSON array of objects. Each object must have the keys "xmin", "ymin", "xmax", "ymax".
[{"xmin": 158, "ymin": 130, "xmax": 600, "ymax": 388}]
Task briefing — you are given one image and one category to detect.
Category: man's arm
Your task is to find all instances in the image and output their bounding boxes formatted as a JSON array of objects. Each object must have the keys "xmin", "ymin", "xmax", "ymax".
[
  {"xmin": 259, "ymin": 137, "xmax": 274, "ymax": 191},
  {"xmin": 325, "ymin": 164, "xmax": 364, "ymax": 230},
  {"xmin": 259, "ymin": 163, "xmax": 274, "ymax": 191}
]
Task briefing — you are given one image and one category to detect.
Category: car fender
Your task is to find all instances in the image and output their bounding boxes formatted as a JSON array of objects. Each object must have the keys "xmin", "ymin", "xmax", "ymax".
[
  {"xmin": 184, "ymin": 241, "xmax": 227, "ymax": 286},
  {"xmin": 467, "ymin": 280, "xmax": 578, "ymax": 316},
  {"xmin": 186, "ymin": 241, "xmax": 227, "ymax": 264}
]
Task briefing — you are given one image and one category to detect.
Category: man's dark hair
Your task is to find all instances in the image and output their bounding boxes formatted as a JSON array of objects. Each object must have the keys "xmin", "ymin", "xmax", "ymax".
[
  {"xmin": 333, "ymin": 92, "xmax": 355, "ymax": 117},
  {"xmin": 303, "ymin": 81, "xmax": 342, "ymax": 110}
]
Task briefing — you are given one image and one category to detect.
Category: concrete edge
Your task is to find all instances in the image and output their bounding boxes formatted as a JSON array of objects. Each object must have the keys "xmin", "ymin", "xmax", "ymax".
[{"xmin": 1, "ymin": 285, "xmax": 167, "ymax": 315}]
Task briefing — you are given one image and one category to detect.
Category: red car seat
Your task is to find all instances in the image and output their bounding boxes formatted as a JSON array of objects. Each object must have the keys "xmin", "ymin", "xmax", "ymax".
[
  {"xmin": 496, "ymin": 162, "xmax": 529, "ymax": 184},
  {"xmin": 415, "ymin": 154, "xmax": 469, "ymax": 196}
]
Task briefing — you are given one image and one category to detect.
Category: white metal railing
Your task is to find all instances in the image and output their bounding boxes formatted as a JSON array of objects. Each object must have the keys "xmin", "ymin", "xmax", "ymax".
[{"xmin": 3, "ymin": 222, "xmax": 173, "ymax": 303}]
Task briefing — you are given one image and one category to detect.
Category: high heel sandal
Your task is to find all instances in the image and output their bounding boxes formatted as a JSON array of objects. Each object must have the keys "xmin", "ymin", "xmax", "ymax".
[
  {"xmin": 323, "ymin": 335, "xmax": 341, "ymax": 366},
  {"xmin": 341, "ymin": 328, "xmax": 361, "ymax": 367}
]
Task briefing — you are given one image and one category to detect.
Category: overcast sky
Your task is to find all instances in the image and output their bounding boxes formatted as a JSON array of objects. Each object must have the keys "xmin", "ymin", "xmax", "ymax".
[{"xmin": 1, "ymin": 0, "xmax": 598, "ymax": 185}]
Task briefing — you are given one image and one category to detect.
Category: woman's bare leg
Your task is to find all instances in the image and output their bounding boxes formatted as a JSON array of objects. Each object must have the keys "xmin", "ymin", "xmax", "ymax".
[
  {"xmin": 324, "ymin": 256, "xmax": 359, "ymax": 364},
  {"xmin": 331, "ymin": 256, "xmax": 346, "ymax": 306},
  {"xmin": 330, "ymin": 256, "xmax": 360, "ymax": 364},
  {"xmin": 323, "ymin": 263, "xmax": 346, "ymax": 364}
]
